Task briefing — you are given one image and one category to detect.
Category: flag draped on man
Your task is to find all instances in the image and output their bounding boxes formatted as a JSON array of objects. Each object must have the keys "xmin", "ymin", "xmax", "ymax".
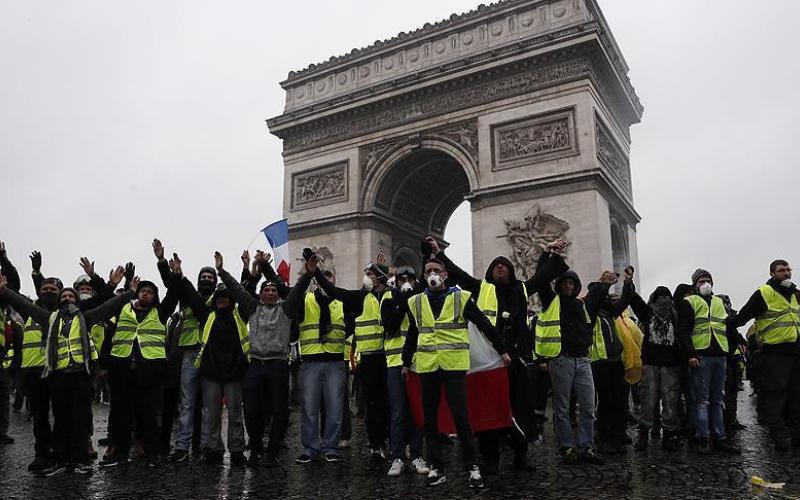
[{"xmin": 263, "ymin": 219, "xmax": 290, "ymax": 283}]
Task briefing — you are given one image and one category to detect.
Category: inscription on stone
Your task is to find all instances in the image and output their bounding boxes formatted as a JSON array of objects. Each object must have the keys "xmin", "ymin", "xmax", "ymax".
[{"xmin": 292, "ymin": 162, "xmax": 348, "ymax": 209}]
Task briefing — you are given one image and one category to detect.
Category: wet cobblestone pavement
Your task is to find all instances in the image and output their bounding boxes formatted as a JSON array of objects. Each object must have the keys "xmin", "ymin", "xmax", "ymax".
[{"xmin": 1, "ymin": 388, "xmax": 799, "ymax": 499}]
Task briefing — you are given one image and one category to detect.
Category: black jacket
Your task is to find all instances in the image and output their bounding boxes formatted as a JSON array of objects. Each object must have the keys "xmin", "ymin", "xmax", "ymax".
[
  {"xmin": 677, "ymin": 293, "xmax": 742, "ymax": 359},
  {"xmin": 589, "ymin": 280, "xmax": 633, "ymax": 364},
  {"xmin": 733, "ymin": 279, "xmax": 800, "ymax": 355},
  {"xmin": 629, "ymin": 285, "xmax": 682, "ymax": 366}
]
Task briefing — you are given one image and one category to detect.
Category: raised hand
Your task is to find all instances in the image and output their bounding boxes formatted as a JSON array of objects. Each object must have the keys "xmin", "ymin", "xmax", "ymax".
[
  {"xmin": 241, "ymin": 250, "xmax": 250, "ymax": 270},
  {"xmin": 124, "ymin": 262, "xmax": 135, "ymax": 282},
  {"xmin": 152, "ymin": 239, "xmax": 165, "ymax": 261},
  {"xmin": 168, "ymin": 253, "xmax": 183, "ymax": 275},
  {"xmin": 305, "ymin": 254, "xmax": 319, "ymax": 275},
  {"xmin": 79, "ymin": 257, "xmax": 96, "ymax": 277},
  {"xmin": 214, "ymin": 252, "xmax": 224, "ymax": 272},
  {"xmin": 376, "ymin": 249, "xmax": 386, "ymax": 266},
  {"xmin": 30, "ymin": 251, "xmax": 42, "ymax": 273},
  {"xmin": 599, "ymin": 270, "xmax": 619, "ymax": 285},
  {"xmin": 425, "ymin": 236, "xmax": 440, "ymax": 255},
  {"xmin": 250, "ymin": 260, "xmax": 262, "ymax": 279},
  {"xmin": 0, "ymin": 241, "xmax": 6, "ymax": 258},
  {"xmin": 624, "ymin": 266, "xmax": 635, "ymax": 281},
  {"xmin": 109, "ymin": 266, "xmax": 125, "ymax": 286},
  {"xmin": 129, "ymin": 276, "xmax": 140, "ymax": 293}
]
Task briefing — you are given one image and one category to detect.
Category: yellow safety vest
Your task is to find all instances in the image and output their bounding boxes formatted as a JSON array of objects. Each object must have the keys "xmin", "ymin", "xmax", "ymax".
[
  {"xmin": 355, "ymin": 293, "xmax": 383, "ymax": 354},
  {"xmin": 685, "ymin": 295, "xmax": 728, "ymax": 352},
  {"xmin": 408, "ymin": 290, "xmax": 470, "ymax": 373},
  {"xmin": 476, "ymin": 280, "xmax": 528, "ymax": 326},
  {"xmin": 179, "ymin": 296, "xmax": 213, "ymax": 348},
  {"xmin": 90, "ymin": 324, "xmax": 105, "ymax": 355},
  {"xmin": 755, "ymin": 285, "xmax": 800, "ymax": 345},
  {"xmin": 195, "ymin": 309, "xmax": 250, "ymax": 367},
  {"xmin": 21, "ymin": 318, "xmax": 46, "ymax": 368},
  {"xmin": 298, "ymin": 292, "xmax": 346, "ymax": 356},
  {"xmin": 112, "ymin": 304, "xmax": 167, "ymax": 360},
  {"xmin": 381, "ymin": 291, "xmax": 409, "ymax": 368},
  {"xmin": 49, "ymin": 312, "xmax": 98, "ymax": 370},
  {"xmin": 588, "ymin": 316, "xmax": 621, "ymax": 362},
  {"xmin": 534, "ymin": 296, "xmax": 591, "ymax": 358}
]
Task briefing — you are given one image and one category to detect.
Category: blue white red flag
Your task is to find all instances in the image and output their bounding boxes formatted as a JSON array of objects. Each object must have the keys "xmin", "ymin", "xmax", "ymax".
[{"xmin": 262, "ymin": 219, "xmax": 290, "ymax": 283}]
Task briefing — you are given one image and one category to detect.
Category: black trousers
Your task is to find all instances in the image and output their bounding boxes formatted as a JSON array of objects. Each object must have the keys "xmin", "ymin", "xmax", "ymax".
[
  {"xmin": 340, "ymin": 366, "xmax": 353, "ymax": 440},
  {"xmin": 22, "ymin": 370, "xmax": 52, "ymax": 457},
  {"xmin": 421, "ymin": 369, "xmax": 476, "ymax": 471},
  {"xmin": 49, "ymin": 371, "xmax": 92, "ymax": 463},
  {"xmin": 724, "ymin": 357, "xmax": 743, "ymax": 427},
  {"xmin": 360, "ymin": 353, "xmax": 388, "ymax": 450},
  {"xmin": 592, "ymin": 360, "xmax": 628, "ymax": 442},
  {"xmin": 110, "ymin": 366, "xmax": 161, "ymax": 458},
  {"xmin": 760, "ymin": 351, "xmax": 800, "ymax": 440},
  {"xmin": 160, "ymin": 385, "xmax": 180, "ymax": 453},
  {"xmin": 243, "ymin": 359, "xmax": 289, "ymax": 456}
]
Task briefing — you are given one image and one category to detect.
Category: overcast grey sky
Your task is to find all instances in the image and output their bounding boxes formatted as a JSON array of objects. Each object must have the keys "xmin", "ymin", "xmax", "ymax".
[{"xmin": 1, "ymin": 1, "xmax": 798, "ymax": 313}]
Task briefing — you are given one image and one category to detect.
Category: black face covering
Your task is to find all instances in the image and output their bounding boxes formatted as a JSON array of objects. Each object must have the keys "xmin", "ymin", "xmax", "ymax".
[
  {"xmin": 198, "ymin": 281, "xmax": 216, "ymax": 296},
  {"xmin": 39, "ymin": 292, "xmax": 59, "ymax": 311}
]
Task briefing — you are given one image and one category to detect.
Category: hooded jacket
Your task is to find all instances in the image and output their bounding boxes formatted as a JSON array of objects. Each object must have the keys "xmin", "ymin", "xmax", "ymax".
[
  {"xmin": 197, "ymin": 287, "xmax": 248, "ymax": 382},
  {"xmin": 532, "ymin": 256, "xmax": 610, "ymax": 358},
  {"xmin": 437, "ymin": 252, "xmax": 568, "ymax": 361},
  {"xmin": 629, "ymin": 285, "xmax": 682, "ymax": 366}
]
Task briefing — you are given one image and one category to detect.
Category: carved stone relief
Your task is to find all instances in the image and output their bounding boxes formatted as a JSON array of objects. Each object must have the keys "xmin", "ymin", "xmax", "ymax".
[
  {"xmin": 595, "ymin": 117, "xmax": 631, "ymax": 193},
  {"xmin": 504, "ymin": 203, "xmax": 570, "ymax": 279},
  {"xmin": 492, "ymin": 108, "xmax": 577, "ymax": 170},
  {"xmin": 291, "ymin": 162, "xmax": 348, "ymax": 210}
]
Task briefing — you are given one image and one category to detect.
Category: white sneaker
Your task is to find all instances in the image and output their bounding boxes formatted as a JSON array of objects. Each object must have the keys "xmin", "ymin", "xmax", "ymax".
[
  {"xmin": 387, "ymin": 458, "xmax": 404, "ymax": 477},
  {"xmin": 337, "ymin": 440, "xmax": 350, "ymax": 449},
  {"xmin": 426, "ymin": 468, "xmax": 446, "ymax": 487},
  {"xmin": 468, "ymin": 465, "xmax": 484, "ymax": 489},
  {"xmin": 411, "ymin": 457, "xmax": 430, "ymax": 474}
]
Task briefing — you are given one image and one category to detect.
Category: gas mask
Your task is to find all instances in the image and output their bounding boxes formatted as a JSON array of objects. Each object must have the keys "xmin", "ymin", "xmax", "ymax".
[
  {"xmin": 427, "ymin": 273, "xmax": 443, "ymax": 289},
  {"xmin": 400, "ymin": 282, "xmax": 414, "ymax": 293},
  {"xmin": 781, "ymin": 279, "xmax": 794, "ymax": 289},
  {"xmin": 697, "ymin": 282, "xmax": 713, "ymax": 297},
  {"xmin": 79, "ymin": 293, "xmax": 93, "ymax": 301}
]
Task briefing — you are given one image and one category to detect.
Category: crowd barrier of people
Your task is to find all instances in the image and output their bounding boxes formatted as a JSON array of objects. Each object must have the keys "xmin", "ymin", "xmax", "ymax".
[{"xmin": 0, "ymin": 236, "xmax": 797, "ymax": 489}]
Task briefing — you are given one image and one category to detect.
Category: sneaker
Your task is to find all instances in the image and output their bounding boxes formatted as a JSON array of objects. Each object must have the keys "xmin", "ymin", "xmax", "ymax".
[
  {"xmin": 246, "ymin": 452, "xmax": 260, "ymax": 468},
  {"xmin": 661, "ymin": 434, "xmax": 682, "ymax": 452},
  {"xmin": 146, "ymin": 456, "xmax": 159, "ymax": 468},
  {"xmin": 0, "ymin": 434, "xmax": 14, "ymax": 445},
  {"xmin": 468, "ymin": 465, "xmax": 484, "ymax": 489},
  {"xmin": 99, "ymin": 453, "xmax": 127, "ymax": 468},
  {"xmin": 37, "ymin": 462, "xmax": 66, "ymax": 477},
  {"xmin": 579, "ymin": 447, "xmax": 605, "ymax": 464},
  {"xmin": 324, "ymin": 453, "xmax": 340, "ymax": 463},
  {"xmin": 230, "ymin": 452, "xmax": 247, "ymax": 466},
  {"xmin": 410, "ymin": 457, "xmax": 430, "ymax": 474},
  {"xmin": 73, "ymin": 463, "xmax": 94, "ymax": 475},
  {"xmin": 169, "ymin": 450, "xmax": 189, "ymax": 463},
  {"xmin": 426, "ymin": 468, "xmax": 446, "ymax": 487},
  {"xmin": 337, "ymin": 439, "xmax": 351, "ymax": 449},
  {"xmin": 367, "ymin": 450, "xmax": 384, "ymax": 471},
  {"xmin": 713, "ymin": 439, "xmax": 741, "ymax": 455},
  {"xmin": 695, "ymin": 439, "xmax": 711, "ymax": 455},
  {"xmin": 387, "ymin": 458, "xmax": 404, "ymax": 477},
  {"xmin": 560, "ymin": 447, "xmax": 579, "ymax": 465},
  {"xmin": 295, "ymin": 453, "xmax": 313, "ymax": 465}
]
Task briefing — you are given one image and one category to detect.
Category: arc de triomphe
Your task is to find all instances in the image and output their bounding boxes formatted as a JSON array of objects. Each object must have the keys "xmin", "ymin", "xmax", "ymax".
[{"xmin": 268, "ymin": 0, "xmax": 643, "ymax": 288}]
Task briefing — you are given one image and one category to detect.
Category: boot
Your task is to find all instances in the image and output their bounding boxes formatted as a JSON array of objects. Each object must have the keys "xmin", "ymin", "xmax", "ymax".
[
  {"xmin": 661, "ymin": 431, "xmax": 682, "ymax": 452},
  {"xmin": 634, "ymin": 428, "xmax": 649, "ymax": 451}
]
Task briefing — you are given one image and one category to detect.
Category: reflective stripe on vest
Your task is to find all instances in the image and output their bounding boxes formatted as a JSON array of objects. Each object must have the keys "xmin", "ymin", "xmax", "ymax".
[
  {"xmin": 755, "ymin": 285, "xmax": 800, "ymax": 345},
  {"xmin": 90, "ymin": 324, "xmax": 105, "ymax": 355},
  {"xmin": 355, "ymin": 293, "xmax": 383, "ymax": 354},
  {"xmin": 21, "ymin": 318, "xmax": 46, "ymax": 368},
  {"xmin": 408, "ymin": 290, "xmax": 470, "ymax": 373},
  {"xmin": 588, "ymin": 316, "xmax": 620, "ymax": 362},
  {"xmin": 179, "ymin": 296, "xmax": 213, "ymax": 348},
  {"xmin": 535, "ymin": 297, "xmax": 562, "ymax": 358},
  {"xmin": 382, "ymin": 291, "xmax": 409, "ymax": 368},
  {"xmin": 112, "ymin": 304, "xmax": 167, "ymax": 360},
  {"xmin": 477, "ymin": 280, "xmax": 528, "ymax": 326},
  {"xmin": 685, "ymin": 295, "xmax": 728, "ymax": 352},
  {"xmin": 50, "ymin": 313, "xmax": 98, "ymax": 370},
  {"xmin": 195, "ymin": 309, "xmax": 250, "ymax": 367},
  {"xmin": 298, "ymin": 292, "xmax": 346, "ymax": 356}
]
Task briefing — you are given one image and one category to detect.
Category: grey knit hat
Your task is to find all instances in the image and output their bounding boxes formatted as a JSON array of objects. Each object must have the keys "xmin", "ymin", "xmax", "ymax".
[{"xmin": 691, "ymin": 268, "xmax": 713, "ymax": 286}]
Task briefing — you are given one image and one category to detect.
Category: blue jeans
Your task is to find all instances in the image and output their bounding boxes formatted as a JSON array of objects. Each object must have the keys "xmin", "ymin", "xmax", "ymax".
[
  {"xmin": 299, "ymin": 360, "xmax": 346, "ymax": 457},
  {"xmin": 549, "ymin": 356, "xmax": 595, "ymax": 449},
  {"xmin": 174, "ymin": 350, "xmax": 206, "ymax": 452},
  {"xmin": 386, "ymin": 366, "xmax": 423, "ymax": 460},
  {"xmin": 691, "ymin": 355, "xmax": 727, "ymax": 440}
]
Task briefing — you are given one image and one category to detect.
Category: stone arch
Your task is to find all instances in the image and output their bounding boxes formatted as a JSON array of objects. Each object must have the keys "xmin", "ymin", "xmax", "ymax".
[{"xmin": 610, "ymin": 216, "xmax": 629, "ymax": 273}]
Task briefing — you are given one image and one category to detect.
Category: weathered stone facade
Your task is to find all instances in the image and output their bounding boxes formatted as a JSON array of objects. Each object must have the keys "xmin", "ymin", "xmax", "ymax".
[{"xmin": 268, "ymin": 0, "xmax": 643, "ymax": 287}]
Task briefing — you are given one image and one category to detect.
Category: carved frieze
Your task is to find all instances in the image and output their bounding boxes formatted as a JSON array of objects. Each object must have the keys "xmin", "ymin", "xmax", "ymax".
[
  {"xmin": 291, "ymin": 162, "xmax": 348, "ymax": 210},
  {"xmin": 433, "ymin": 121, "xmax": 479, "ymax": 164},
  {"xmin": 595, "ymin": 117, "xmax": 631, "ymax": 193},
  {"xmin": 492, "ymin": 108, "xmax": 577, "ymax": 170},
  {"xmin": 504, "ymin": 203, "xmax": 571, "ymax": 280},
  {"xmin": 283, "ymin": 55, "xmax": 593, "ymax": 153}
]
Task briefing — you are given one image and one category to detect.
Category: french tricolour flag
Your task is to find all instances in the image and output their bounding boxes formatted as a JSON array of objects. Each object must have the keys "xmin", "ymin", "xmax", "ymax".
[
  {"xmin": 406, "ymin": 323, "xmax": 512, "ymax": 433},
  {"xmin": 263, "ymin": 219, "xmax": 290, "ymax": 284}
]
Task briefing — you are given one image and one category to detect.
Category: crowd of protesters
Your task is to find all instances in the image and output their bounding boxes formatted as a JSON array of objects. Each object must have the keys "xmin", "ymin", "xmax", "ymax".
[{"xmin": 0, "ymin": 236, "xmax": 797, "ymax": 489}]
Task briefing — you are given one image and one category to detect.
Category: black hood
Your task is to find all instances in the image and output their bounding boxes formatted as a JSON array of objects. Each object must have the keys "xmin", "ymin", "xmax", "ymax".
[
  {"xmin": 648, "ymin": 286, "xmax": 673, "ymax": 305},
  {"xmin": 672, "ymin": 283, "xmax": 693, "ymax": 305},
  {"xmin": 484, "ymin": 256, "xmax": 517, "ymax": 284},
  {"xmin": 554, "ymin": 270, "xmax": 582, "ymax": 297},
  {"xmin": 198, "ymin": 266, "xmax": 218, "ymax": 287},
  {"xmin": 137, "ymin": 280, "xmax": 161, "ymax": 306},
  {"xmin": 58, "ymin": 287, "xmax": 82, "ymax": 308}
]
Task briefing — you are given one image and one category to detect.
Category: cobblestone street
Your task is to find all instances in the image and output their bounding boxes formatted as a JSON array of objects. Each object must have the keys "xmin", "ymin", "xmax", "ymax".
[{"xmin": 1, "ymin": 387, "xmax": 798, "ymax": 499}]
